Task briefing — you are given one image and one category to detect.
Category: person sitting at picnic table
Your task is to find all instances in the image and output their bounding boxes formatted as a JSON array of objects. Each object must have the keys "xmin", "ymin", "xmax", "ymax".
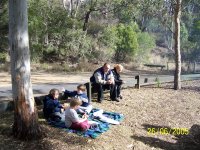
[
  {"xmin": 90, "ymin": 63, "xmax": 119, "ymax": 103},
  {"xmin": 62, "ymin": 84, "xmax": 93, "ymax": 114},
  {"xmin": 112, "ymin": 64, "xmax": 124, "ymax": 100}
]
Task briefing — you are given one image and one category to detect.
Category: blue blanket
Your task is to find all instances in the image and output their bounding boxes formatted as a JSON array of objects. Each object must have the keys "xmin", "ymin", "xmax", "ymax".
[{"xmin": 48, "ymin": 109, "xmax": 124, "ymax": 138}]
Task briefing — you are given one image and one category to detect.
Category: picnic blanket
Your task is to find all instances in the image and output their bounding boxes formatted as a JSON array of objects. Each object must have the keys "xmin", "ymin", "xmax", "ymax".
[{"xmin": 48, "ymin": 108, "xmax": 124, "ymax": 138}]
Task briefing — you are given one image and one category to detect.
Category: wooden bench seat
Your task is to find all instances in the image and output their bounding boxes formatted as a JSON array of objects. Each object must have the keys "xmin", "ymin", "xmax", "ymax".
[{"xmin": 84, "ymin": 82, "xmax": 111, "ymax": 101}]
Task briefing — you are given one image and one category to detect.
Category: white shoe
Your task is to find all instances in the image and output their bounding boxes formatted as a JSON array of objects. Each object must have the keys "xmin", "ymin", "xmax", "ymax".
[
  {"xmin": 61, "ymin": 87, "xmax": 65, "ymax": 92},
  {"xmin": 88, "ymin": 121, "xmax": 99, "ymax": 125},
  {"xmin": 93, "ymin": 109, "xmax": 103, "ymax": 117}
]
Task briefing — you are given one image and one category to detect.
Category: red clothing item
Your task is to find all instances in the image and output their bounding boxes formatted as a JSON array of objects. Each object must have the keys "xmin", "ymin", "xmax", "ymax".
[{"xmin": 70, "ymin": 120, "xmax": 90, "ymax": 131}]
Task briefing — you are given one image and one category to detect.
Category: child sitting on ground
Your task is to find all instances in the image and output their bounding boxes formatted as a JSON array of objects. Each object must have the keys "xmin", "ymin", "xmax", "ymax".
[
  {"xmin": 43, "ymin": 88, "xmax": 68, "ymax": 121},
  {"xmin": 65, "ymin": 98, "xmax": 90, "ymax": 131},
  {"xmin": 62, "ymin": 84, "xmax": 93, "ymax": 114}
]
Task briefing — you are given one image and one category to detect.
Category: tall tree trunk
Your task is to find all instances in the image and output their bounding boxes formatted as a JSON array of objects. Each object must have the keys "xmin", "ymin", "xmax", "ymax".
[
  {"xmin": 9, "ymin": 0, "xmax": 41, "ymax": 139},
  {"xmin": 62, "ymin": 0, "xmax": 68, "ymax": 11},
  {"xmin": 174, "ymin": 0, "xmax": 182, "ymax": 90},
  {"xmin": 70, "ymin": 0, "xmax": 74, "ymax": 17},
  {"xmin": 74, "ymin": 0, "xmax": 80, "ymax": 18},
  {"xmin": 170, "ymin": 19, "xmax": 174, "ymax": 50},
  {"xmin": 83, "ymin": 10, "xmax": 92, "ymax": 31}
]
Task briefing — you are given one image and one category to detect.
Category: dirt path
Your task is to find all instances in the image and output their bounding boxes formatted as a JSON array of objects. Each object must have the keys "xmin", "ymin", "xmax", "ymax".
[
  {"xmin": 0, "ymin": 71, "xmax": 135, "ymax": 99},
  {"xmin": 1, "ymin": 71, "xmax": 200, "ymax": 101},
  {"xmin": 0, "ymin": 71, "xmax": 91, "ymax": 87},
  {"xmin": 0, "ymin": 71, "xmax": 92, "ymax": 99}
]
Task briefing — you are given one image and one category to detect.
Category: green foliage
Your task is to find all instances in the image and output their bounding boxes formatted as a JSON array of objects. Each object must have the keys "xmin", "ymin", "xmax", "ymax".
[
  {"xmin": 58, "ymin": 29, "xmax": 93, "ymax": 59},
  {"xmin": 186, "ymin": 19, "xmax": 200, "ymax": 61},
  {"xmin": 98, "ymin": 26, "xmax": 118, "ymax": 51},
  {"xmin": 3, "ymin": 0, "xmax": 198, "ymax": 68},
  {"xmin": 155, "ymin": 77, "xmax": 161, "ymax": 88},
  {"xmin": 115, "ymin": 23, "xmax": 139, "ymax": 62},
  {"xmin": 27, "ymin": 0, "xmax": 123, "ymax": 63},
  {"xmin": 191, "ymin": 19, "xmax": 200, "ymax": 41},
  {"xmin": 0, "ymin": 0, "xmax": 8, "ymax": 52},
  {"xmin": 180, "ymin": 23, "xmax": 195, "ymax": 61},
  {"xmin": 0, "ymin": 52, "xmax": 8, "ymax": 63},
  {"xmin": 114, "ymin": 22, "xmax": 155, "ymax": 62},
  {"xmin": 111, "ymin": 23, "xmax": 155, "ymax": 62},
  {"xmin": 87, "ymin": 21, "xmax": 105, "ymax": 36},
  {"xmin": 137, "ymin": 32, "xmax": 156, "ymax": 62},
  {"xmin": 194, "ymin": 20, "xmax": 200, "ymax": 30}
]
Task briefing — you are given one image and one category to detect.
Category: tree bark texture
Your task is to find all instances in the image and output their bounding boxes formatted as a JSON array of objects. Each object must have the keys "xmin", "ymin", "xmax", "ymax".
[
  {"xmin": 174, "ymin": 0, "xmax": 182, "ymax": 90},
  {"xmin": 83, "ymin": 10, "xmax": 92, "ymax": 31},
  {"xmin": 9, "ymin": 0, "xmax": 41, "ymax": 139}
]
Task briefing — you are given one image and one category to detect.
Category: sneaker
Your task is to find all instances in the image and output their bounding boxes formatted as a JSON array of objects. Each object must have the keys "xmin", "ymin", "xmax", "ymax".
[
  {"xmin": 61, "ymin": 87, "xmax": 65, "ymax": 92},
  {"xmin": 97, "ymin": 100, "xmax": 102, "ymax": 103},
  {"xmin": 118, "ymin": 95, "xmax": 123, "ymax": 99},
  {"xmin": 115, "ymin": 98, "xmax": 120, "ymax": 102},
  {"xmin": 112, "ymin": 98, "xmax": 120, "ymax": 102}
]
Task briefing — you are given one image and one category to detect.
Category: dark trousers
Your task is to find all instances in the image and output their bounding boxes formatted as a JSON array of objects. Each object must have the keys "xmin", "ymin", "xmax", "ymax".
[
  {"xmin": 92, "ymin": 83, "xmax": 115, "ymax": 101},
  {"xmin": 114, "ymin": 81, "xmax": 123, "ymax": 98}
]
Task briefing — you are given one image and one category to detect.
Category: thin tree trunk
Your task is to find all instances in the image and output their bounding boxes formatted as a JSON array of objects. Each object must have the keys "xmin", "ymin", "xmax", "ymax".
[
  {"xmin": 74, "ymin": 0, "xmax": 80, "ymax": 18},
  {"xmin": 70, "ymin": 0, "xmax": 74, "ymax": 17},
  {"xmin": 62, "ymin": 0, "xmax": 68, "ymax": 11},
  {"xmin": 174, "ymin": 0, "xmax": 182, "ymax": 90},
  {"xmin": 170, "ymin": 19, "xmax": 174, "ymax": 50},
  {"xmin": 83, "ymin": 10, "xmax": 92, "ymax": 31},
  {"xmin": 9, "ymin": 0, "xmax": 41, "ymax": 139}
]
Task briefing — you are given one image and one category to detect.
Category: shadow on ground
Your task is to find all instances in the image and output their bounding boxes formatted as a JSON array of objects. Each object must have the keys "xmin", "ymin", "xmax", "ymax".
[
  {"xmin": 132, "ymin": 124, "xmax": 200, "ymax": 150},
  {"xmin": 0, "ymin": 111, "xmax": 90, "ymax": 150},
  {"xmin": 182, "ymin": 86, "xmax": 200, "ymax": 92}
]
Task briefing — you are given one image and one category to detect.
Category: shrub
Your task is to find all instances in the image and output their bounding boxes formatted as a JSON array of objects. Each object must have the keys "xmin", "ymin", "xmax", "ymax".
[
  {"xmin": 0, "ymin": 52, "xmax": 8, "ymax": 63},
  {"xmin": 115, "ymin": 23, "xmax": 139, "ymax": 62},
  {"xmin": 136, "ymin": 32, "xmax": 156, "ymax": 63}
]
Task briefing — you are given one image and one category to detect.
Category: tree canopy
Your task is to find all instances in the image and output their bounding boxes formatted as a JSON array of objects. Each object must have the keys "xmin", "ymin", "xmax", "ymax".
[{"xmin": 1, "ymin": 0, "xmax": 200, "ymax": 64}]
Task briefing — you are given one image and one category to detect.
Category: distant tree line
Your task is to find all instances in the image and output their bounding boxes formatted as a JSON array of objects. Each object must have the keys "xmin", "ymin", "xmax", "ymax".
[{"xmin": 1, "ymin": 0, "xmax": 200, "ymax": 64}]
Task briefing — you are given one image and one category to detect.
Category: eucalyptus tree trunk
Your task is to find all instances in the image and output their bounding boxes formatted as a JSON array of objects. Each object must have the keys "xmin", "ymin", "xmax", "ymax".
[
  {"xmin": 69, "ymin": 0, "xmax": 74, "ymax": 17},
  {"xmin": 63, "ymin": 0, "xmax": 81, "ymax": 18},
  {"xmin": 174, "ymin": 0, "xmax": 182, "ymax": 90},
  {"xmin": 9, "ymin": 0, "xmax": 41, "ymax": 139},
  {"xmin": 74, "ymin": 0, "xmax": 81, "ymax": 18}
]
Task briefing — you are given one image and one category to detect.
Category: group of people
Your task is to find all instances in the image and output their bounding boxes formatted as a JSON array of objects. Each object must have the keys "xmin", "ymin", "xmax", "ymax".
[
  {"xmin": 43, "ymin": 63, "xmax": 124, "ymax": 131},
  {"xmin": 43, "ymin": 86, "xmax": 92, "ymax": 131},
  {"xmin": 90, "ymin": 63, "xmax": 124, "ymax": 103}
]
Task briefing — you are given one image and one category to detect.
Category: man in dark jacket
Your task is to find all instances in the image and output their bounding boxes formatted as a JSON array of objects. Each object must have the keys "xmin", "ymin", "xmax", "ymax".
[{"xmin": 90, "ymin": 63, "xmax": 118, "ymax": 103}]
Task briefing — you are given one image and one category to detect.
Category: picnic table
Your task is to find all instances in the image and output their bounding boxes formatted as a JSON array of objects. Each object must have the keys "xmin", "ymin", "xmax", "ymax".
[{"xmin": 144, "ymin": 64, "xmax": 166, "ymax": 70}]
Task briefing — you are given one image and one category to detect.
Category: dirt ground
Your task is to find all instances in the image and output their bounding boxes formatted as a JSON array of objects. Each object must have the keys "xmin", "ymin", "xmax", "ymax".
[
  {"xmin": 1, "ymin": 79, "xmax": 200, "ymax": 150},
  {"xmin": 0, "ymin": 71, "xmax": 92, "ymax": 87}
]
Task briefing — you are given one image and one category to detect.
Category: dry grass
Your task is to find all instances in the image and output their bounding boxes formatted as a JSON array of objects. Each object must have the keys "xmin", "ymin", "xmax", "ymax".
[
  {"xmin": 1, "ymin": 80, "xmax": 200, "ymax": 150},
  {"xmin": 30, "ymin": 62, "xmax": 101, "ymax": 73}
]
